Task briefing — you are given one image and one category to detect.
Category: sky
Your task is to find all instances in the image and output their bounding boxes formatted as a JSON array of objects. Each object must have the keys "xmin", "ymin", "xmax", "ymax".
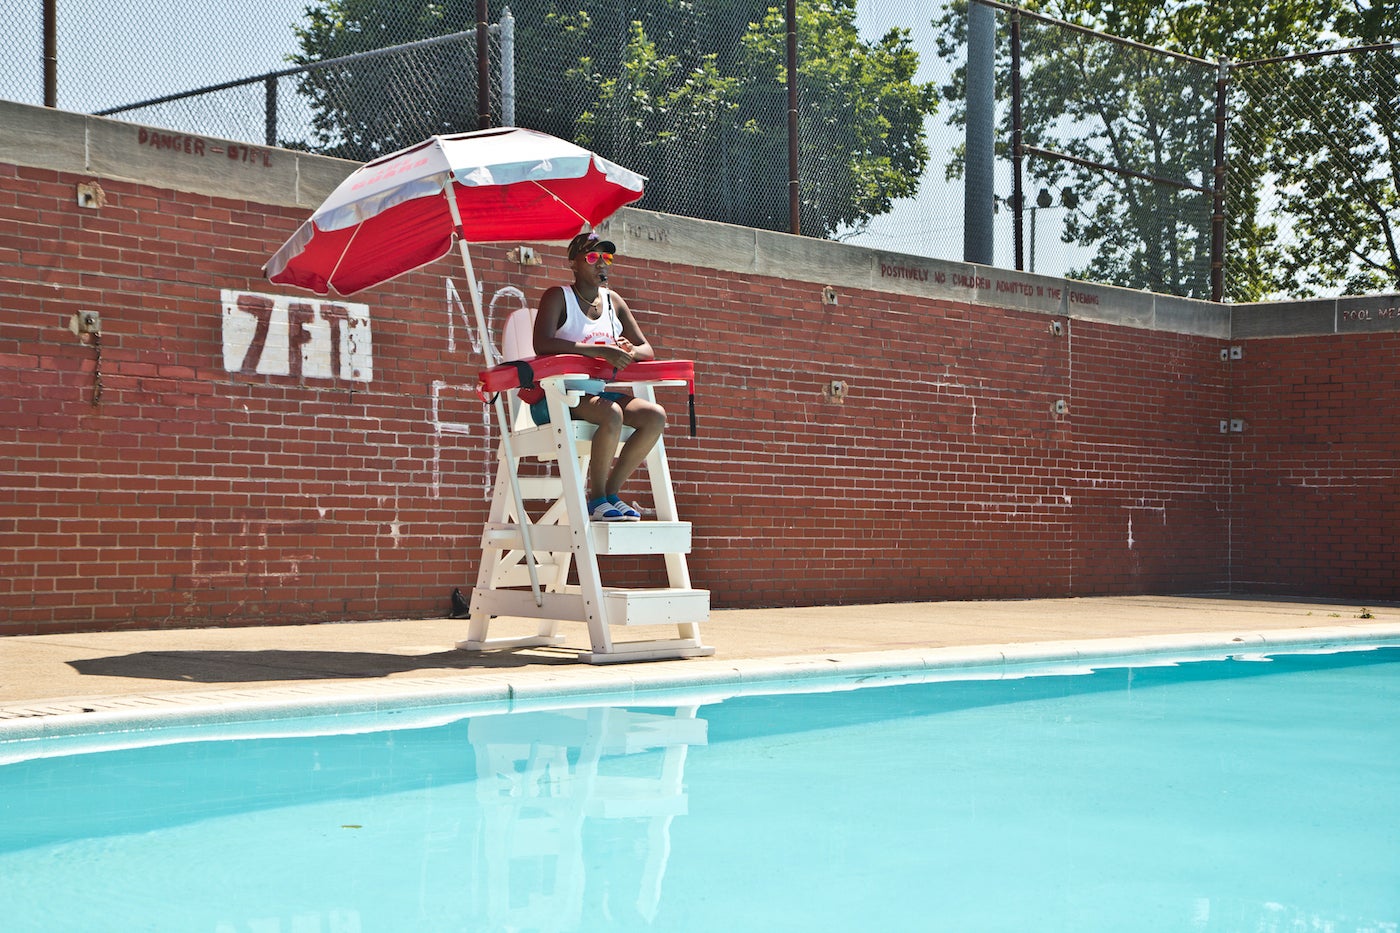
[
  {"xmin": 0, "ymin": 0, "xmax": 1079, "ymax": 275},
  {"xmin": 1, "ymin": 0, "xmax": 310, "ymax": 112}
]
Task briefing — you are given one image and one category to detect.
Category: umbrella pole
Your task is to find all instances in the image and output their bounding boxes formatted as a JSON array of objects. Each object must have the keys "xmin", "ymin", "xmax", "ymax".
[
  {"xmin": 449, "ymin": 209, "xmax": 544, "ymax": 607},
  {"xmin": 455, "ymin": 238, "xmax": 494, "ymax": 368}
]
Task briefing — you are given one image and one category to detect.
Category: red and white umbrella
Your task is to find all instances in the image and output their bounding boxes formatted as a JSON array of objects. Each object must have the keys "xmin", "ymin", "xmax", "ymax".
[
  {"xmin": 264, "ymin": 125, "xmax": 645, "ymax": 326},
  {"xmin": 264, "ymin": 128, "xmax": 644, "ymax": 603}
]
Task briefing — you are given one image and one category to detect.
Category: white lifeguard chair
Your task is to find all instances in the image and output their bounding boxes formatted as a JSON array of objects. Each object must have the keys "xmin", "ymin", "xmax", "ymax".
[{"xmin": 458, "ymin": 298, "xmax": 713, "ymax": 663}]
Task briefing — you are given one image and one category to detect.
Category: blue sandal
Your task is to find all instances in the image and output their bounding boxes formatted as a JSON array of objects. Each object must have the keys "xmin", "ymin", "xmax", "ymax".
[
  {"xmin": 588, "ymin": 497, "xmax": 629, "ymax": 522},
  {"xmin": 608, "ymin": 496, "xmax": 642, "ymax": 522}
]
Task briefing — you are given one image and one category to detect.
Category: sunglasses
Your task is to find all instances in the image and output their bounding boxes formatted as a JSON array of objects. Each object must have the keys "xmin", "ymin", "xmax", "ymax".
[{"xmin": 584, "ymin": 251, "xmax": 613, "ymax": 265}]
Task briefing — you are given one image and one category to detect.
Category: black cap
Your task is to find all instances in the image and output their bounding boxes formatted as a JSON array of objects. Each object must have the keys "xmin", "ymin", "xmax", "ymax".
[{"xmin": 568, "ymin": 231, "xmax": 617, "ymax": 259}]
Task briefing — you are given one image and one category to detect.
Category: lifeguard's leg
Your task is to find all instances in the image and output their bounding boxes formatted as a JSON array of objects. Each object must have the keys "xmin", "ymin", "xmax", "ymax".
[
  {"xmin": 606, "ymin": 397, "xmax": 666, "ymax": 497},
  {"xmin": 572, "ymin": 395, "xmax": 625, "ymax": 499}
]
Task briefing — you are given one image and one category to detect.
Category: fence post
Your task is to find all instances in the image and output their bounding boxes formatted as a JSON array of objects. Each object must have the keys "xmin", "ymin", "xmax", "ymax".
[
  {"xmin": 1211, "ymin": 59, "xmax": 1229, "ymax": 303},
  {"xmin": 476, "ymin": 0, "xmax": 491, "ymax": 129},
  {"xmin": 499, "ymin": 7, "xmax": 515, "ymax": 127},
  {"xmin": 1011, "ymin": 9, "xmax": 1024, "ymax": 271},
  {"xmin": 43, "ymin": 0, "xmax": 57, "ymax": 107},
  {"xmin": 264, "ymin": 76, "xmax": 278, "ymax": 147},
  {"xmin": 786, "ymin": 0, "xmax": 800, "ymax": 236}
]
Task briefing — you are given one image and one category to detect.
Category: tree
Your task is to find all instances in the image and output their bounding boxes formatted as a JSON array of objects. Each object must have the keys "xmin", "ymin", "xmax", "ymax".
[
  {"xmin": 740, "ymin": 2, "xmax": 939, "ymax": 237},
  {"xmin": 290, "ymin": 0, "xmax": 483, "ymax": 161},
  {"xmin": 291, "ymin": 0, "xmax": 938, "ymax": 239},
  {"xmin": 1259, "ymin": 4, "xmax": 1399, "ymax": 296},
  {"xmin": 933, "ymin": 0, "xmax": 1335, "ymax": 300}
]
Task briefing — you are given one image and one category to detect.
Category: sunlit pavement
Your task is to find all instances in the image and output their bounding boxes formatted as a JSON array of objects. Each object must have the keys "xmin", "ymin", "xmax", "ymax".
[{"xmin": 3, "ymin": 594, "xmax": 1397, "ymax": 729}]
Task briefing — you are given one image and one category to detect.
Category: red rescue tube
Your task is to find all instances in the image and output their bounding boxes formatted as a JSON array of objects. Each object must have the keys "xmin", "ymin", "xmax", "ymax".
[
  {"xmin": 478, "ymin": 356, "xmax": 697, "ymax": 435},
  {"xmin": 477, "ymin": 356, "xmax": 694, "ymax": 394}
]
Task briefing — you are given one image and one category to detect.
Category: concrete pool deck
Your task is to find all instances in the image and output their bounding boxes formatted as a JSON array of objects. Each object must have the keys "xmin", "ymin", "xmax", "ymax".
[{"xmin": 4, "ymin": 594, "xmax": 1400, "ymax": 736}]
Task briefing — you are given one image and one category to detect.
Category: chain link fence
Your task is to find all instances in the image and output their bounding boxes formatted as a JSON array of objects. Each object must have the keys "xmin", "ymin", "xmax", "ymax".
[
  {"xmin": 94, "ymin": 33, "xmax": 490, "ymax": 164},
  {"xmin": 2, "ymin": 0, "xmax": 1395, "ymax": 301},
  {"xmin": 0, "ymin": 0, "xmax": 965, "ymax": 269},
  {"xmin": 987, "ymin": 1, "xmax": 1398, "ymax": 302},
  {"xmin": 1003, "ymin": 7, "xmax": 1221, "ymax": 299},
  {"xmin": 1229, "ymin": 46, "xmax": 1400, "ymax": 299}
]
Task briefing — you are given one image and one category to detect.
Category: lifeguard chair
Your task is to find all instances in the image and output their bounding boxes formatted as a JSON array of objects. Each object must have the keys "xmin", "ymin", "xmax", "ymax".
[{"xmin": 459, "ymin": 295, "xmax": 713, "ymax": 663}]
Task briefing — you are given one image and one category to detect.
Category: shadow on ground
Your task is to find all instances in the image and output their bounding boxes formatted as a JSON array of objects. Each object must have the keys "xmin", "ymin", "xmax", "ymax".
[{"xmin": 68, "ymin": 647, "xmax": 578, "ymax": 684}]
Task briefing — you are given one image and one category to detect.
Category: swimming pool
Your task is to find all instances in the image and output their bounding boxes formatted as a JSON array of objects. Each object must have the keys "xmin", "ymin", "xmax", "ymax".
[{"xmin": 2, "ymin": 644, "xmax": 1397, "ymax": 932}]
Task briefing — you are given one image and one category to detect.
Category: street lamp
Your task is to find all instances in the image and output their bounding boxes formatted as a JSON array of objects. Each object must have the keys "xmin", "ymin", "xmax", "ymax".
[
  {"xmin": 1028, "ymin": 185, "xmax": 1077, "ymax": 274},
  {"xmin": 1029, "ymin": 187, "xmax": 1052, "ymax": 272}
]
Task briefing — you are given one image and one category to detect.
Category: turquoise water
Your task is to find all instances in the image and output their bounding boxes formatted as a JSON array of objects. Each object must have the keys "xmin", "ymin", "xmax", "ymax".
[{"xmin": 1, "ymin": 648, "xmax": 1397, "ymax": 932}]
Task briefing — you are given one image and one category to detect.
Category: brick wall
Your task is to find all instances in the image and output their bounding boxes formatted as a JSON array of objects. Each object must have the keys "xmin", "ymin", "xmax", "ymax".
[
  {"xmin": 1, "ymin": 106, "xmax": 1395, "ymax": 634},
  {"xmin": 1229, "ymin": 331, "xmax": 1400, "ymax": 599}
]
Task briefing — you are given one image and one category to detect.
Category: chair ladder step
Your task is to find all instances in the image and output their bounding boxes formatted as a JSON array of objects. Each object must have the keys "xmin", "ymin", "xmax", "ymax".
[{"xmin": 482, "ymin": 521, "xmax": 692, "ymax": 555}]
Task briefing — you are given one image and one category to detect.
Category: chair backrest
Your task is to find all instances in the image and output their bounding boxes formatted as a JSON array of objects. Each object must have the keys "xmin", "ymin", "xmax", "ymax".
[
  {"xmin": 498, "ymin": 305, "xmax": 614, "ymax": 443},
  {"xmin": 501, "ymin": 307, "xmax": 539, "ymax": 431},
  {"xmin": 502, "ymin": 306, "xmax": 538, "ymax": 363}
]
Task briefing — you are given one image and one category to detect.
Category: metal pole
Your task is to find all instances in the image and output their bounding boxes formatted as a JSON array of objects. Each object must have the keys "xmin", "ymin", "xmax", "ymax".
[
  {"xmin": 1011, "ymin": 10, "xmax": 1025, "ymax": 272},
  {"xmin": 786, "ymin": 0, "xmax": 800, "ymax": 235},
  {"xmin": 1029, "ymin": 207, "xmax": 1036, "ymax": 273},
  {"xmin": 964, "ymin": 0, "xmax": 995, "ymax": 264},
  {"xmin": 975, "ymin": 0, "xmax": 1217, "ymax": 67},
  {"xmin": 476, "ymin": 0, "xmax": 491, "ymax": 129},
  {"xmin": 1023, "ymin": 143, "xmax": 1213, "ymax": 193},
  {"xmin": 1210, "ymin": 59, "xmax": 1229, "ymax": 303},
  {"xmin": 263, "ymin": 76, "xmax": 278, "ymax": 147},
  {"xmin": 499, "ymin": 7, "xmax": 515, "ymax": 127},
  {"xmin": 43, "ymin": 0, "xmax": 57, "ymax": 107}
]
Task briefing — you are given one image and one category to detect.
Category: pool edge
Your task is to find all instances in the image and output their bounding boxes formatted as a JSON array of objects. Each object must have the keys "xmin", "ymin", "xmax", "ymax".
[{"xmin": 4, "ymin": 621, "xmax": 1399, "ymax": 745}]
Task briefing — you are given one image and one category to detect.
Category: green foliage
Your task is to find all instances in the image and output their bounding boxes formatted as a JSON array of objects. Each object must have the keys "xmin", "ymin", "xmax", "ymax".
[
  {"xmin": 1263, "ymin": 52, "xmax": 1400, "ymax": 295},
  {"xmin": 1256, "ymin": 5, "xmax": 1400, "ymax": 296},
  {"xmin": 931, "ymin": 0, "xmax": 1399, "ymax": 300},
  {"xmin": 739, "ymin": 1, "xmax": 939, "ymax": 237},
  {"xmin": 291, "ymin": 0, "xmax": 939, "ymax": 238},
  {"xmin": 291, "ymin": 0, "xmax": 482, "ymax": 160},
  {"xmin": 935, "ymin": 0, "xmax": 1221, "ymax": 296},
  {"xmin": 1020, "ymin": 12, "xmax": 1220, "ymax": 297}
]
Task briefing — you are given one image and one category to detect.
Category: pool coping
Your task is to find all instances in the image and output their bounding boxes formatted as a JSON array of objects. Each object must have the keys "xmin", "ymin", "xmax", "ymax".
[{"xmin": 4, "ymin": 621, "xmax": 1398, "ymax": 747}]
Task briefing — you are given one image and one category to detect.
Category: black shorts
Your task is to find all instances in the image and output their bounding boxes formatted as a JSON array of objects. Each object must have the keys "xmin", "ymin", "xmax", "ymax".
[{"xmin": 529, "ymin": 390, "xmax": 630, "ymax": 426}]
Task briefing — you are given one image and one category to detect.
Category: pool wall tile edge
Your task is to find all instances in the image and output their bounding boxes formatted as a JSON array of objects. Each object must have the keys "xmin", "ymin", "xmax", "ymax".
[{"xmin": 3, "ymin": 623, "xmax": 1400, "ymax": 749}]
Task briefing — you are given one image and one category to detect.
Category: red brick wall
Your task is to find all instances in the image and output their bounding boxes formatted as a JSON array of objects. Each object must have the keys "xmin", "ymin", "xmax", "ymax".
[
  {"xmin": 1229, "ymin": 334, "xmax": 1400, "ymax": 600},
  {"xmin": 0, "ymin": 159, "xmax": 1388, "ymax": 634},
  {"xmin": 1062, "ymin": 322, "xmax": 1233, "ymax": 595},
  {"xmin": 668, "ymin": 283, "xmax": 1233, "ymax": 605}
]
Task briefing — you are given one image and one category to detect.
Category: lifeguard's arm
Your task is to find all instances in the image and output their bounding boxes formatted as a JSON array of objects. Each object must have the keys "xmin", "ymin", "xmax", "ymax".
[
  {"xmin": 531, "ymin": 286, "xmax": 569, "ymax": 354},
  {"xmin": 610, "ymin": 292, "xmax": 655, "ymax": 362}
]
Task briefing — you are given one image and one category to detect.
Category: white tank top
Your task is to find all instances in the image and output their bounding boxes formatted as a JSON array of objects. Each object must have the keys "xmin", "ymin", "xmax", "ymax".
[{"xmin": 555, "ymin": 286, "xmax": 621, "ymax": 346}]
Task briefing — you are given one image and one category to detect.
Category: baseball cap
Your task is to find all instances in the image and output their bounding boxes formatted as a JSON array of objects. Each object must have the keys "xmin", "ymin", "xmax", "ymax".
[{"xmin": 568, "ymin": 231, "xmax": 617, "ymax": 259}]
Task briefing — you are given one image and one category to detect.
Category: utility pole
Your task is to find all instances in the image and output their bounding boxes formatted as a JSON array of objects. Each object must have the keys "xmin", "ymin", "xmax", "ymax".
[{"xmin": 964, "ymin": 0, "xmax": 995, "ymax": 264}]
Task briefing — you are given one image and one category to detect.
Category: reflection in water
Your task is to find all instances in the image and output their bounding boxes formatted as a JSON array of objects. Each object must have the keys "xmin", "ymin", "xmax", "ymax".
[
  {"xmin": 3, "ymin": 650, "xmax": 1396, "ymax": 931},
  {"xmin": 0, "ymin": 701, "xmax": 710, "ymax": 932},
  {"xmin": 469, "ymin": 706, "xmax": 707, "ymax": 932}
]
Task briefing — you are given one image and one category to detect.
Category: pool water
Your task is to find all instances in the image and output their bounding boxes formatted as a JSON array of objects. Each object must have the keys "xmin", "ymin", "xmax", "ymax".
[{"xmin": 1, "ymin": 647, "xmax": 1397, "ymax": 932}]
